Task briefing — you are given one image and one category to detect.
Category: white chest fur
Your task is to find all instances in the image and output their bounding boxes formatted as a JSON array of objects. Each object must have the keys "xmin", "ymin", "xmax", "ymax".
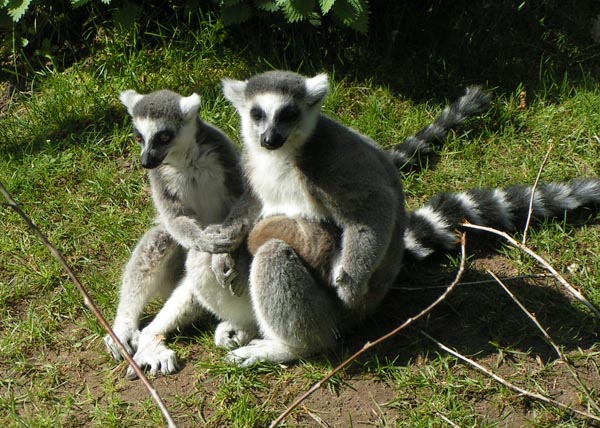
[
  {"xmin": 159, "ymin": 153, "xmax": 231, "ymax": 226},
  {"xmin": 247, "ymin": 149, "xmax": 328, "ymax": 221}
]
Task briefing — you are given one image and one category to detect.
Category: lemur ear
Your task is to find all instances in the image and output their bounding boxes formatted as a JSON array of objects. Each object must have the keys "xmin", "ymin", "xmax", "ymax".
[
  {"xmin": 305, "ymin": 73, "xmax": 329, "ymax": 107},
  {"xmin": 119, "ymin": 90, "xmax": 144, "ymax": 116},
  {"xmin": 179, "ymin": 93, "xmax": 201, "ymax": 120},
  {"xmin": 222, "ymin": 79, "xmax": 248, "ymax": 110}
]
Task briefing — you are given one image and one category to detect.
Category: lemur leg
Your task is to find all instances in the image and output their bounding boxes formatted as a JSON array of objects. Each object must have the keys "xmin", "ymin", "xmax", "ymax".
[
  {"xmin": 104, "ymin": 225, "xmax": 185, "ymax": 360},
  {"xmin": 127, "ymin": 250, "xmax": 257, "ymax": 378},
  {"xmin": 125, "ymin": 272, "xmax": 205, "ymax": 379},
  {"xmin": 187, "ymin": 250, "xmax": 258, "ymax": 349},
  {"xmin": 227, "ymin": 239, "xmax": 346, "ymax": 367}
]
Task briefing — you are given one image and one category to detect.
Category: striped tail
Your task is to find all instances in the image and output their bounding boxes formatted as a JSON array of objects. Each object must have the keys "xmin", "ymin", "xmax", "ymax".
[
  {"xmin": 390, "ymin": 86, "xmax": 491, "ymax": 171},
  {"xmin": 404, "ymin": 179, "xmax": 600, "ymax": 260}
]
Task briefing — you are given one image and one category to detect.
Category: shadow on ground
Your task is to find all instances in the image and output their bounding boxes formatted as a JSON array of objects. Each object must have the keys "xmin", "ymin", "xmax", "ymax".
[{"xmin": 335, "ymin": 244, "xmax": 599, "ymax": 371}]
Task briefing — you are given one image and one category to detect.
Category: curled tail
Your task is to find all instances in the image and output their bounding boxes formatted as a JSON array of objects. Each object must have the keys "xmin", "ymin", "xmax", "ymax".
[
  {"xmin": 404, "ymin": 179, "xmax": 600, "ymax": 260},
  {"xmin": 390, "ymin": 86, "xmax": 491, "ymax": 171}
]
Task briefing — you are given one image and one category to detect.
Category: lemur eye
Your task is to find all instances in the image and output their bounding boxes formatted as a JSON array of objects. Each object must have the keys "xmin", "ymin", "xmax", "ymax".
[
  {"xmin": 133, "ymin": 130, "xmax": 144, "ymax": 144},
  {"xmin": 277, "ymin": 105, "xmax": 300, "ymax": 122},
  {"xmin": 250, "ymin": 106, "xmax": 265, "ymax": 122},
  {"xmin": 156, "ymin": 130, "xmax": 174, "ymax": 144}
]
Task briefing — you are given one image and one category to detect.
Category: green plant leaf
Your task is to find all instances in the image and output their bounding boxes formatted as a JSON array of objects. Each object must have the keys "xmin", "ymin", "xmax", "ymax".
[
  {"xmin": 319, "ymin": 0, "xmax": 335, "ymax": 15},
  {"xmin": 254, "ymin": 0, "xmax": 279, "ymax": 12},
  {"xmin": 331, "ymin": 0, "xmax": 368, "ymax": 33},
  {"xmin": 71, "ymin": 0, "xmax": 89, "ymax": 7},
  {"xmin": 276, "ymin": 0, "xmax": 315, "ymax": 23},
  {"xmin": 6, "ymin": 0, "xmax": 32, "ymax": 22}
]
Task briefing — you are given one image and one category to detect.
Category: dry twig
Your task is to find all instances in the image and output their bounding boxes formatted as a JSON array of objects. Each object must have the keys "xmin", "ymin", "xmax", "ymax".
[
  {"xmin": 435, "ymin": 411, "xmax": 461, "ymax": 428},
  {"xmin": 422, "ymin": 331, "xmax": 600, "ymax": 423},
  {"xmin": 269, "ymin": 233, "xmax": 468, "ymax": 428},
  {"xmin": 0, "ymin": 180, "xmax": 178, "ymax": 428},
  {"xmin": 392, "ymin": 273, "xmax": 551, "ymax": 291},
  {"xmin": 461, "ymin": 222, "xmax": 600, "ymax": 319},
  {"xmin": 522, "ymin": 142, "xmax": 553, "ymax": 244},
  {"xmin": 487, "ymin": 269, "xmax": 600, "ymax": 414}
]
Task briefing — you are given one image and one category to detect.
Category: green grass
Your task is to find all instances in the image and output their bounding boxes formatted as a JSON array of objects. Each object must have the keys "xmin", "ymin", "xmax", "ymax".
[{"xmin": 1, "ymin": 5, "xmax": 600, "ymax": 427}]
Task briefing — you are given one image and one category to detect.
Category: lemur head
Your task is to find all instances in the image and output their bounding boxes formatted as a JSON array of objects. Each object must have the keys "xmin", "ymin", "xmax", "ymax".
[
  {"xmin": 222, "ymin": 71, "xmax": 329, "ymax": 152},
  {"xmin": 119, "ymin": 89, "xmax": 201, "ymax": 169}
]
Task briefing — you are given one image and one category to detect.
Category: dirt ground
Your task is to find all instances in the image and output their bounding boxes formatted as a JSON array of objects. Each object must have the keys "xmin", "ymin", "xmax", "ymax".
[{"xmin": 3, "ymin": 243, "xmax": 600, "ymax": 427}]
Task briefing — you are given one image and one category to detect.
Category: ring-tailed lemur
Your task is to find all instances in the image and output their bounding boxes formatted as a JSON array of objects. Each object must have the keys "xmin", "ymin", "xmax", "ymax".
[
  {"xmin": 105, "ymin": 89, "xmax": 257, "ymax": 379},
  {"xmin": 214, "ymin": 70, "xmax": 600, "ymax": 367},
  {"xmin": 105, "ymin": 83, "xmax": 491, "ymax": 377}
]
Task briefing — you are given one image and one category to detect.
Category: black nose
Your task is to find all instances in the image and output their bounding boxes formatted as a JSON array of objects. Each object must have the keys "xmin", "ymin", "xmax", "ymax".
[
  {"xmin": 141, "ymin": 151, "xmax": 163, "ymax": 169},
  {"xmin": 261, "ymin": 131, "xmax": 285, "ymax": 150}
]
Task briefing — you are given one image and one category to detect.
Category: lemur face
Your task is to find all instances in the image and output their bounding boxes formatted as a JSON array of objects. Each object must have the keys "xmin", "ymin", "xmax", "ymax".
[
  {"xmin": 248, "ymin": 93, "xmax": 302, "ymax": 150},
  {"xmin": 131, "ymin": 118, "xmax": 176, "ymax": 169},
  {"xmin": 222, "ymin": 71, "xmax": 329, "ymax": 153},
  {"xmin": 119, "ymin": 89, "xmax": 200, "ymax": 169}
]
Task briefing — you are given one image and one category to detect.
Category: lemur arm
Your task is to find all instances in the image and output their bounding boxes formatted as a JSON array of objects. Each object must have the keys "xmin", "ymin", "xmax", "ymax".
[
  {"xmin": 206, "ymin": 190, "xmax": 261, "ymax": 293},
  {"xmin": 153, "ymin": 196, "xmax": 205, "ymax": 251},
  {"xmin": 150, "ymin": 183, "xmax": 234, "ymax": 253},
  {"xmin": 201, "ymin": 190, "xmax": 262, "ymax": 253},
  {"xmin": 331, "ymin": 187, "xmax": 398, "ymax": 310}
]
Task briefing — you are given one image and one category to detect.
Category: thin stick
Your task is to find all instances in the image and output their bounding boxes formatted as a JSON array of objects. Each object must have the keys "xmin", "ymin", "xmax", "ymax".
[
  {"xmin": 0, "ymin": 181, "xmax": 178, "ymax": 428},
  {"xmin": 392, "ymin": 273, "xmax": 552, "ymax": 291},
  {"xmin": 269, "ymin": 233, "xmax": 468, "ymax": 428},
  {"xmin": 422, "ymin": 331, "xmax": 600, "ymax": 423},
  {"xmin": 436, "ymin": 412, "xmax": 461, "ymax": 428},
  {"xmin": 523, "ymin": 142, "xmax": 553, "ymax": 244},
  {"xmin": 462, "ymin": 222, "xmax": 600, "ymax": 319},
  {"xmin": 488, "ymin": 270, "xmax": 600, "ymax": 414}
]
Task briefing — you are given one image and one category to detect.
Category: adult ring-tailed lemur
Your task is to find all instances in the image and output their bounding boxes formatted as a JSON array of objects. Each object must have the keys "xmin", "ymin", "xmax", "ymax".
[
  {"xmin": 213, "ymin": 70, "xmax": 600, "ymax": 367},
  {"xmin": 105, "ymin": 81, "xmax": 493, "ymax": 377}
]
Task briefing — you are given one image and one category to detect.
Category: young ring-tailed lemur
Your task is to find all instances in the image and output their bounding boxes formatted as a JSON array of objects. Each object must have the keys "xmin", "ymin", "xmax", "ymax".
[
  {"xmin": 105, "ymin": 83, "xmax": 491, "ymax": 378},
  {"xmin": 213, "ymin": 70, "xmax": 600, "ymax": 367},
  {"xmin": 105, "ymin": 89, "xmax": 258, "ymax": 379}
]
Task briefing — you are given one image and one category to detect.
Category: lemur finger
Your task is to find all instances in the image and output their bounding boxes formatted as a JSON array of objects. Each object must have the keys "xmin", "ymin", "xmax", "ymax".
[
  {"xmin": 125, "ymin": 365, "xmax": 138, "ymax": 380},
  {"xmin": 228, "ymin": 274, "xmax": 246, "ymax": 297},
  {"xmin": 201, "ymin": 224, "xmax": 247, "ymax": 252},
  {"xmin": 211, "ymin": 253, "xmax": 235, "ymax": 288}
]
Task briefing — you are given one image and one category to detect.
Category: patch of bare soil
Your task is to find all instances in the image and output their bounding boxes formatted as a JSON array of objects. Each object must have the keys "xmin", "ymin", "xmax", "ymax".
[
  {"xmin": 292, "ymin": 378, "xmax": 401, "ymax": 427},
  {"xmin": 5, "ymin": 249, "xmax": 599, "ymax": 427}
]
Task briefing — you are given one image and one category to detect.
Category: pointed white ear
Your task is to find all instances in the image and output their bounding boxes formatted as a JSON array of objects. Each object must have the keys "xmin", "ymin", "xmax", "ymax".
[
  {"xmin": 119, "ymin": 90, "xmax": 144, "ymax": 116},
  {"xmin": 222, "ymin": 79, "xmax": 248, "ymax": 110},
  {"xmin": 179, "ymin": 93, "xmax": 201, "ymax": 120},
  {"xmin": 305, "ymin": 73, "xmax": 329, "ymax": 106}
]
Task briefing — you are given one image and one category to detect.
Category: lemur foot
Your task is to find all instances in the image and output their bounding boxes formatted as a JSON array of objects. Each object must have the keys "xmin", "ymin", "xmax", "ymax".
[
  {"xmin": 225, "ymin": 339, "xmax": 301, "ymax": 368},
  {"xmin": 214, "ymin": 321, "xmax": 257, "ymax": 349},
  {"xmin": 334, "ymin": 268, "xmax": 368, "ymax": 311},
  {"xmin": 104, "ymin": 324, "xmax": 140, "ymax": 361},
  {"xmin": 125, "ymin": 333, "xmax": 179, "ymax": 380}
]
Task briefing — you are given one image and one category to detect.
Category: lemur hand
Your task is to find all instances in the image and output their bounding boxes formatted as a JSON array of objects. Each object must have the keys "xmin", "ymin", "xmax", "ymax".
[
  {"xmin": 198, "ymin": 223, "xmax": 247, "ymax": 253},
  {"xmin": 334, "ymin": 268, "xmax": 368, "ymax": 311},
  {"xmin": 211, "ymin": 253, "xmax": 245, "ymax": 296}
]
